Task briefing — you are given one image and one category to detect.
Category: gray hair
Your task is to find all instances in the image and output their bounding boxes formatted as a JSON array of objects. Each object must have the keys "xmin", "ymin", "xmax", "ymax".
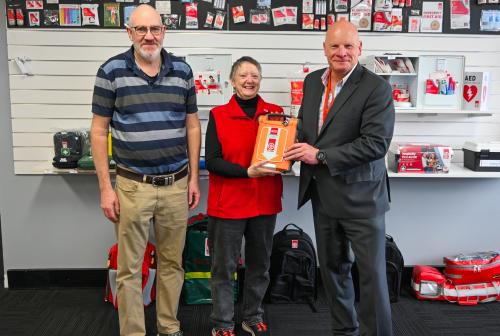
[{"xmin": 230, "ymin": 56, "xmax": 262, "ymax": 80}]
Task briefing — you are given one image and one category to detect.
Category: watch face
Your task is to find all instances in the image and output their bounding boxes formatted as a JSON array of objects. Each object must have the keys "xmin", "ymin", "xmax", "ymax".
[{"xmin": 317, "ymin": 151, "xmax": 326, "ymax": 161}]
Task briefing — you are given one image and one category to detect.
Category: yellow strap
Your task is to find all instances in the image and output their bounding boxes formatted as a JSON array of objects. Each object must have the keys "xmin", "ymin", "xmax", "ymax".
[{"xmin": 185, "ymin": 272, "xmax": 237, "ymax": 280}]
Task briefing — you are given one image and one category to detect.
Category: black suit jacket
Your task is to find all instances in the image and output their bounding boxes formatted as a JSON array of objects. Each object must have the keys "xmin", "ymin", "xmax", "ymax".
[{"xmin": 297, "ymin": 64, "xmax": 395, "ymax": 219}]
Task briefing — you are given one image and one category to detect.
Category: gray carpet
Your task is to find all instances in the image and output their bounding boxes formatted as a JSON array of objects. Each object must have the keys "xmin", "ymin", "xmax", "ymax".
[{"xmin": 0, "ymin": 286, "xmax": 499, "ymax": 336}]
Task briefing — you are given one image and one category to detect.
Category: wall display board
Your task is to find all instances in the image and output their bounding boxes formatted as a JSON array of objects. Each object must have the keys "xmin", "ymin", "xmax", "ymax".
[
  {"xmin": 5, "ymin": 0, "xmax": 500, "ymax": 34},
  {"xmin": 186, "ymin": 54, "xmax": 232, "ymax": 107}
]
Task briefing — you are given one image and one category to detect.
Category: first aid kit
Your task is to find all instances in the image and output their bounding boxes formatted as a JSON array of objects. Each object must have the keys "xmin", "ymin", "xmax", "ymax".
[
  {"xmin": 105, "ymin": 242, "xmax": 157, "ymax": 308},
  {"xmin": 388, "ymin": 143, "xmax": 453, "ymax": 174},
  {"xmin": 183, "ymin": 213, "xmax": 238, "ymax": 304},
  {"xmin": 444, "ymin": 251, "xmax": 500, "ymax": 285},
  {"xmin": 251, "ymin": 114, "xmax": 298, "ymax": 172},
  {"xmin": 412, "ymin": 265, "xmax": 500, "ymax": 305},
  {"xmin": 52, "ymin": 131, "xmax": 85, "ymax": 169}
]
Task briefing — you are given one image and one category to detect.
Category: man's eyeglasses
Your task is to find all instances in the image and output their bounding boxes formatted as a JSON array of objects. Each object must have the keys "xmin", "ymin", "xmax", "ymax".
[{"xmin": 129, "ymin": 25, "xmax": 165, "ymax": 36}]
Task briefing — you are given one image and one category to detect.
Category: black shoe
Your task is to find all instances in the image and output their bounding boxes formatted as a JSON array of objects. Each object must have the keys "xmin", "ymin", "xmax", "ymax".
[
  {"xmin": 211, "ymin": 327, "xmax": 235, "ymax": 336},
  {"xmin": 159, "ymin": 332, "xmax": 183, "ymax": 336},
  {"xmin": 242, "ymin": 321, "xmax": 271, "ymax": 336}
]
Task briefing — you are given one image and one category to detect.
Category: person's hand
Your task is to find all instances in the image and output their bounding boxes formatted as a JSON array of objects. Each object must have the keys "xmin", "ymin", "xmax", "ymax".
[
  {"xmin": 101, "ymin": 188, "xmax": 120, "ymax": 223},
  {"xmin": 284, "ymin": 142, "xmax": 320, "ymax": 165},
  {"xmin": 188, "ymin": 178, "xmax": 201, "ymax": 210},
  {"xmin": 247, "ymin": 160, "xmax": 282, "ymax": 178}
]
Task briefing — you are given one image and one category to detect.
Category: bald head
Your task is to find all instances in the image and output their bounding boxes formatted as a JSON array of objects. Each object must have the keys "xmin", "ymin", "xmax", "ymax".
[
  {"xmin": 325, "ymin": 21, "xmax": 360, "ymax": 44},
  {"xmin": 128, "ymin": 4, "xmax": 162, "ymax": 27},
  {"xmin": 323, "ymin": 21, "xmax": 362, "ymax": 80}
]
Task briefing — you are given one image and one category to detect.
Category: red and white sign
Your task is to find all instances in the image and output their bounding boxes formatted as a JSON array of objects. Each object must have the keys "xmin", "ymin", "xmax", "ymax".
[{"xmin": 462, "ymin": 72, "xmax": 489, "ymax": 112}]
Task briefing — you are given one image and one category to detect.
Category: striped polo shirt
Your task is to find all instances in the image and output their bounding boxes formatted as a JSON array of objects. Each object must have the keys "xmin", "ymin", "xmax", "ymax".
[{"xmin": 92, "ymin": 46, "xmax": 197, "ymax": 175}]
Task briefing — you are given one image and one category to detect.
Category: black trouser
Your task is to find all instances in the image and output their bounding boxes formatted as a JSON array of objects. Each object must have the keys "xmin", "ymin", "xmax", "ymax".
[
  {"xmin": 312, "ymin": 205, "xmax": 393, "ymax": 336},
  {"xmin": 208, "ymin": 215, "xmax": 276, "ymax": 329}
]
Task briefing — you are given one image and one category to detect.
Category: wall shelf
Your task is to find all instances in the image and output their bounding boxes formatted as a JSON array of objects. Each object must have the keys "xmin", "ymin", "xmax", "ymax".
[
  {"xmin": 395, "ymin": 108, "xmax": 492, "ymax": 116},
  {"xmin": 375, "ymin": 72, "xmax": 418, "ymax": 76},
  {"xmin": 388, "ymin": 163, "xmax": 500, "ymax": 178}
]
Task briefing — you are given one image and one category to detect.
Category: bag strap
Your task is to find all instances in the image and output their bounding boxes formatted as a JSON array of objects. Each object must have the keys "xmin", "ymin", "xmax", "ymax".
[
  {"xmin": 282, "ymin": 223, "xmax": 304, "ymax": 235},
  {"xmin": 188, "ymin": 213, "xmax": 209, "ymax": 230}
]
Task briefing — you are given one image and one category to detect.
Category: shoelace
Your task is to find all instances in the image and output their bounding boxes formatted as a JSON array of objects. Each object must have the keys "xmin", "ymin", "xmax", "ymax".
[
  {"xmin": 215, "ymin": 329, "xmax": 234, "ymax": 336},
  {"xmin": 255, "ymin": 322, "xmax": 268, "ymax": 331}
]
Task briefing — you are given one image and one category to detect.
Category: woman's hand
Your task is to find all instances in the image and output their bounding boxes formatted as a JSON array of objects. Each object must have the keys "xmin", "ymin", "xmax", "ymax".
[{"xmin": 247, "ymin": 160, "xmax": 282, "ymax": 178}]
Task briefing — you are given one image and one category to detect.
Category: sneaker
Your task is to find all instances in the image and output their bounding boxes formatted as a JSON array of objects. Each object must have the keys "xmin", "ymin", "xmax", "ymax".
[
  {"xmin": 241, "ymin": 321, "xmax": 271, "ymax": 336},
  {"xmin": 211, "ymin": 327, "xmax": 235, "ymax": 336},
  {"xmin": 159, "ymin": 332, "xmax": 183, "ymax": 336}
]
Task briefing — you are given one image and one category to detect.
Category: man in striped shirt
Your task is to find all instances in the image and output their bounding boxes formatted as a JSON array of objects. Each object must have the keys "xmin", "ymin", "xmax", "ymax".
[{"xmin": 90, "ymin": 5, "xmax": 201, "ymax": 336}]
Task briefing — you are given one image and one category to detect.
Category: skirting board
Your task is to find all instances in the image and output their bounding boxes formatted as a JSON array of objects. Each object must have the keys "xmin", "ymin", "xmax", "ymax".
[
  {"xmin": 7, "ymin": 269, "xmax": 107, "ymax": 289},
  {"xmin": 6, "ymin": 266, "xmax": 420, "ymax": 290}
]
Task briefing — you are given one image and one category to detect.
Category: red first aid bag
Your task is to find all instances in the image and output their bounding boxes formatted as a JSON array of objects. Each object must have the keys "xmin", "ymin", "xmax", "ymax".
[
  {"xmin": 443, "ymin": 251, "xmax": 500, "ymax": 285},
  {"xmin": 105, "ymin": 242, "xmax": 157, "ymax": 309},
  {"xmin": 412, "ymin": 265, "xmax": 500, "ymax": 306}
]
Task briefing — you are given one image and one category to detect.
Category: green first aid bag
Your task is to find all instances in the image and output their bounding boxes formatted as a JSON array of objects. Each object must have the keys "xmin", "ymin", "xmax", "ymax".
[{"xmin": 183, "ymin": 214, "xmax": 238, "ymax": 304}]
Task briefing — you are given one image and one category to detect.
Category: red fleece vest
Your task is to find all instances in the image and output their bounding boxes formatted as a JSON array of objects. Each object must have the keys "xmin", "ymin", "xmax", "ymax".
[{"xmin": 207, "ymin": 95, "xmax": 283, "ymax": 219}]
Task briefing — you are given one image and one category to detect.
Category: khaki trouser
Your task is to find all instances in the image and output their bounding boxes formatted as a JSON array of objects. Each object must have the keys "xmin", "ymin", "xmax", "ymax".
[{"xmin": 115, "ymin": 173, "xmax": 188, "ymax": 336}]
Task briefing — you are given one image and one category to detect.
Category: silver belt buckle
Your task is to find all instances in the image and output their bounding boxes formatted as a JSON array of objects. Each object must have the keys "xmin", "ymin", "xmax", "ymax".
[
  {"xmin": 152, "ymin": 176, "xmax": 165, "ymax": 186},
  {"xmin": 151, "ymin": 174, "xmax": 174, "ymax": 186}
]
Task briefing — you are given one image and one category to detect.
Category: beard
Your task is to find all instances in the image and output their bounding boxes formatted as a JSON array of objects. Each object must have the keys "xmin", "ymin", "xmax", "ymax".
[{"xmin": 133, "ymin": 42, "xmax": 162, "ymax": 62}]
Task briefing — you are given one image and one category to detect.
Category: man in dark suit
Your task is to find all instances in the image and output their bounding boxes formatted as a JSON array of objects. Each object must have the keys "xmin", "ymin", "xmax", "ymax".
[{"xmin": 284, "ymin": 21, "xmax": 395, "ymax": 336}]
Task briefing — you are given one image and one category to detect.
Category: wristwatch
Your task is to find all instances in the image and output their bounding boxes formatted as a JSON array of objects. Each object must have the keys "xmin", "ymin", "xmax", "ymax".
[{"xmin": 316, "ymin": 150, "xmax": 327, "ymax": 164}]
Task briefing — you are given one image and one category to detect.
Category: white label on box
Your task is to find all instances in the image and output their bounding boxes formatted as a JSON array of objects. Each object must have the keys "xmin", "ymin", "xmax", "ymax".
[
  {"xmin": 263, "ymin": 127, "xmax": 281, "ymax": 160},
  {"xmin": 205, "ymin": 238, "xmax": 210, "ymax": 256},
  {"xmin": 480, "ymin": 160, "xmax": 500, "ymax": 167}
]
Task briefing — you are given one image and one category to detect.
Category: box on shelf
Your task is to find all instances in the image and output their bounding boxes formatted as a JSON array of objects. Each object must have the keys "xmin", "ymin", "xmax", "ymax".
[
  {"xmin": 463, "ymin": 142, "xmax": 500, "ymax": 172},
  {"xmin": 462, "ymin": 72, "xmax": 489, "ymax": 112},
  {"xmin": 418, "ymin": 55, "xmax": 464, "ymax": 110},
  {"xmin": 388, "ymin": 143, "xmax": 453, "ymax": 174}
]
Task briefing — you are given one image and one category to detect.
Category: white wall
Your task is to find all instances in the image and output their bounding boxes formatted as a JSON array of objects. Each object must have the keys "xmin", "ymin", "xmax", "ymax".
[{"xmin": 2, "ymin": 18, "xmax": 500, "ymax": 284}]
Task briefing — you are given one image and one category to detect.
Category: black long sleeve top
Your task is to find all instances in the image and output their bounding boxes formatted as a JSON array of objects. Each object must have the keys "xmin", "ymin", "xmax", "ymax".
[{"xmin": 205, "ymin": 95, "xmax": 259, "ymax": 178}]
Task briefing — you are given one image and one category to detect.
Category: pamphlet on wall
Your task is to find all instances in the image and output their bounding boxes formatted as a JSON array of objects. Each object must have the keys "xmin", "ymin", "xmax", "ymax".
[
  {"xmin": 350, "ymin": 0, "xmax": 372, "ymax": 31},
  {"xmin": 480, "ymin": 10, "xmax": 500, "ymax": 31},
  {"xmin": 421, "ymin": 1, "xmax": 443, "ymax": 33},
  {"xmin": 450, "ymin": 0, "xmax": 470, "ymax": 30},
  {"xmin": 155, "ymin": 1, "xmax": 171, "ymax": 15},
  {"xmin": 408, "ymin": 16, "xmax": 421, "ymax": 32}
]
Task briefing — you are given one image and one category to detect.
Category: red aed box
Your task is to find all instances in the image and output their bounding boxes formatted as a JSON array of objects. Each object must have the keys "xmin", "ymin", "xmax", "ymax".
[{"xmin": 251, "ymin": 114, "xmax": 298, "ymax": 172}]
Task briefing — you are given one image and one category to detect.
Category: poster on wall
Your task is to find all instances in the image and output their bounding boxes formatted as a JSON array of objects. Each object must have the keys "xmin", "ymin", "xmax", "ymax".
[
  {"xmin": 421, "ymin": 1, "xmax": 443, "ymax": 33},
  {"xmin": 350, "ymin": 0, "xmax": 372, "ymax": 31},
  {"xmin": 187, "ymin": 54, "xmax": 232, "ymax": 106},
  {"xmin": 194, "ymin": 71, "xmax": 224, "ymax": 96},
  {"xmin": 450, "ymin": 0, "xmax": 470, "ymax": 30}
]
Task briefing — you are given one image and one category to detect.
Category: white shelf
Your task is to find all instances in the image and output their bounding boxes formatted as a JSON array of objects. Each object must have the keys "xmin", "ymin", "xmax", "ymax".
[
  {"xmin": 376, "ymin": 72, "xmax": 417, "ymax": 76},
  {"xmin": 388, "ymin": 163, "xmax": 500, "ymax": 178},
  {"xmin": 395, "ymin": 108, "xmax": 492, "ymax": 116},
  {"xmin": 41, "ymin": 169, "xmax": 209, "ymax": 176}
]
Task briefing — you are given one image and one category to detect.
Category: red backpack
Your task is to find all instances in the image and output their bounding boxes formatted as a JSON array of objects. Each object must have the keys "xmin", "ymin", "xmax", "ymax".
[{"xmin": 105, "ymin": 242, "xmax": 157, "ymax": 309}]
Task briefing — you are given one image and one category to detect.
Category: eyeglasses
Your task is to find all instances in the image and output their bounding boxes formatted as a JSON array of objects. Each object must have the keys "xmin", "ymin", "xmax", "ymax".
[{"xmin": 129, "ymin": 25, "xmax": 165, "ymax": 36}]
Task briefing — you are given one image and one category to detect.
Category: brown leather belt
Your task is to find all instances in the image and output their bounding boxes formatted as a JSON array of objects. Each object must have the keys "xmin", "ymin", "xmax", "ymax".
[{"xmin": 116, "ymin": 165, "xmax": 188, "ymax": 186}]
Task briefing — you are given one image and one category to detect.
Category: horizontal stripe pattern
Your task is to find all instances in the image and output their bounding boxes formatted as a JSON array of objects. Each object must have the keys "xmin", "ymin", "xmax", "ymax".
[{"xmin": 92, "ymin": 47, "xmax": 197, "ymax": 174}]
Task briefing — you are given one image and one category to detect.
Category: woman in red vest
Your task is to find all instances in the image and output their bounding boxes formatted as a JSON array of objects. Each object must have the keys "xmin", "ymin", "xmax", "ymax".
[{"xmin": 205, "ymin": 56, "xmax": 283, "ymax": 336}]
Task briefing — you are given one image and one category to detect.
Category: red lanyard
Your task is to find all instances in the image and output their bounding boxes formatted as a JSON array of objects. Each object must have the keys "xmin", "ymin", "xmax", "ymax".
[{"xmin": 322, "ymin": 71, "xmax": 334, "ymax": 123}]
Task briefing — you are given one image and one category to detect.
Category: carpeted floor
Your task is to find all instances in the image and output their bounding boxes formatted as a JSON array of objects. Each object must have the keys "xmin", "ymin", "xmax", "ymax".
[{"xmin": 0, "ymin": 285, "xmax": 499, "ymax": 336}]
